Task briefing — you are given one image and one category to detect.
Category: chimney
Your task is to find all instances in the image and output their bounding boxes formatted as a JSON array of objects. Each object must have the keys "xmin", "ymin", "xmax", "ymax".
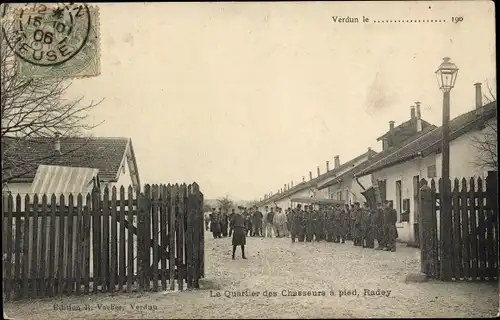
[
  {"xmin": 54, "ymin": 132, "xmax": 61, "ymax": 154},
  {"xmin": 291, "ymin": 181, "xmax": 294, "ymax": 187},
  {"xmin": 415, "ymin": 101, "xmax": 422, "ymax": 119},
  {"xmin": 326, "ymin": 160, "xmax": 330, "ymax": 172},
  {"xmin": 284, "ymin": 184, "xmax": 287, "ymax": 191},
  {"xmin": 302, "ymin": 176, "xmax": 305, "ymax": 182},
  {"xmin": 389, "ymin": 121, "xmax": 395, "ymax": 131},
  {"xmin": 474, "ymin": 83, "xmax": 482, "ymax": 109},
  {"xmin": 317, "ymin": 166, "xmax": 320, "ymax": 177},
  {"xmin": 309, "ymin": 171, "xmax": 313, "ymax": 180},
  {"xmin": 415, "ymin": 101, "xmax": 422, "ymax": 132},
  {"xmin": 287, "ymin": 183, "xmax": 290, "ymax": 190},
  {"xmin": 410, "ymin": 105, "xmax": 416, "ymax": 119},
  {"xmin": 334, "ymin": 155, "xmax": 340, "ymax": 169}
]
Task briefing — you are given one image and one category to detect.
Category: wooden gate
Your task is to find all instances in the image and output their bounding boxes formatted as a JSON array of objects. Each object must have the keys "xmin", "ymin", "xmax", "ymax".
[
  {"xmin": 2, "ymin": 183, "xmax": 205, "ymax": 301},
  {"xmin": 419, "ymin": 172, "xmax": 498, "ymax": 281}
]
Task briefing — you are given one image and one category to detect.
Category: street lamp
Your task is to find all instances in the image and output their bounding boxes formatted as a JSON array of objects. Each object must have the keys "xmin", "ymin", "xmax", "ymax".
[{"xmin": 435, "ymin": 57, "xmax": 458, "ymax": 281}]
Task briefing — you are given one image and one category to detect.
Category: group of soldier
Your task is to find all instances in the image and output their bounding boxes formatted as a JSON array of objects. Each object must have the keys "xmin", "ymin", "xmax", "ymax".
[
  {"xmin": 287, "ymin": 200, "xmax": 398, "ymax": 251},
  {"xmin": 204, "ymin": 199, "xmax": 399, "ymax": 253},
  {"xmin": 205, "ymin": 205, "xmax": 285, "ymax": 239}
]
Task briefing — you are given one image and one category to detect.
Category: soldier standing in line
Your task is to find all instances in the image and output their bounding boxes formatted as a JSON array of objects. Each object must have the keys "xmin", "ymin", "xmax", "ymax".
[
  {"xmin": 304, "ymin": 205, "xmax": 314, "ymax": 242},
  {"xmin": 332, "ymin": 204, "xmax": 342, "ymax": 243},
  {"xmin": 343, "ymin": 204, "xmax": 351, "ymax": 241},
  {"xmin": 217, "ymin": 208, "xmax": 224, "ymax": 237},
  {"xmin": 210, "ymin": 208, "xmax": 221, "ymax": 238},
  {"xmin": 228, "ymin": 208, "xmax": 235, "ymax": 237},
  {"xmin": 290, "ymin": 205, "xmax": 300, "ymax": 242},
  {"xmin": 383, "ymin": 200, "xmax": 398, "ymax": 252},
  {"xmin": 205, "ymin": 212, "xmax": 210, "ymax": 231},
  {"xmin": 353, "ymin": 202, "xmax": 363, "ymax": 246},
  {"xmin": 325, "ymin": 205, "xmax": 334, "ymax": 242},
  {"xmin": 359, "ymin": 203, "xmax": 366, "ymax": 246},
  {"xmin": 338, "ymin": 204, "xmax": 347, "ymax": 243},
  {"xmin": 361, "ymin": 202, "xmax": 375, "ymax": 248},
  {"xmin": 231, "ymin": 206, "xmax": 247, "ymax": 260},
  {"xmin": 311, "ymin": 205, "xmax": 319, "ymax": 241},
  {"xmin": 285, "ymin": 208, "xmax": 292, "ymax": 235},
  {"xmin": 349, "ymin": 204, "xmax": 356, "ymax": 244},
  {"xmin": 221, "ymin": 209, "xmax": 229, "ymax": 237},
  {"xmin": 244, "ymin": 207, "xmax": 253, "ymax": 237},
  {"xmin": 252, "ymin": 206, "xmax": 263, "ymax": 237},
  {"xmin": 318, "ymin": 205, "xmax": 327, "ymax": 241},
  {"xmin": 298, "ymin": 205, "xmax": 307, "ymax": 242},
  {"xmin": 373, "ymin": 202, "xmax": 385, "ymax": 250}
]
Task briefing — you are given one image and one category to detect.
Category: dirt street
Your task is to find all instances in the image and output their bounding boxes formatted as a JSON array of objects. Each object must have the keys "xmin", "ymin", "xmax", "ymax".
[{"xmin": 4, "ymin": 234, "xmax": 499, "ymax": 319}]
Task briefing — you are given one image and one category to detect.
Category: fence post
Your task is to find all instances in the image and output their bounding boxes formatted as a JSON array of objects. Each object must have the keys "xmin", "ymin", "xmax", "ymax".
[
  {"xmin": 486, "ymin": 171, "xmax": 499, "ymax": 279},
  {"xmin": 419, "ymin": 181, "xmax": 431, "ymax": 275},
  {"xmin": 420, "ymin": 179, "xmax": 439, "ymax": 278}
]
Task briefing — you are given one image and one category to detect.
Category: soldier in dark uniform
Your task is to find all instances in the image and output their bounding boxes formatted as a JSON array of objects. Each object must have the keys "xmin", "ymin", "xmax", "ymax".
[
  {"xmin": 285, "ymin": 208, "xmax": 292, "ymax": 234},
  {"xmin": 210, "ymin": 208, "xmax": 221, "ymax": 238},
  {"xmin": 304, "ymin": 205, "xmax": 313, "ymax": 242},
  {"xmin": 359, "ymin": 203, "xmax": 366, "ymax": 246},
  {"xmin": 310, "ymin": 205, "xmax": 319, "ymax": 241},
  {"xmin": 373, "ymin": 202, "xmax": 385, "ymax": 250},
  {"xmin": 228, "ymin": 208, "xmax": 235, "ymax": 237},
  {"xmin": 317, "ymin": 205, "xmax": 326, "ymax": 241},
  {"xmin": 205, "ymin": 213, "xmax": 210, "ymax": 231},
  {"xmin": 338, "ymin": 204, "xmax": 347, "ymax": 243},
  {"xmin": 325, "ymin": 205, "xmax": 335, "ymax": 242},
  {"xmin": 231, "ymin": 207, "xmax": 247, "ymax": 260},
  {"xmin": 343, "ymin": 204, "xmax": 351, "ymax": 241},
  {"xmin": 221, "ymin": 209, "xmax": 229, "ymax": 237},
  {"xmin": 383, "ymin": 200, "xmax": 398, "ymax": 252},
  {"xmin": 332, "ymin": 204, "xmax": 342, "ymax": 243},
  {"xmin": 361, "ymin": 202, "xmax": 375, "ymax": 248},
  {"xmin": 290, "ymin": 205, "xmax": 301, "ymax": 243},
  {"xmin": 349, "ymin": 204, "xmax": 356, "ymax": 244},
  {"xmin": 252, "ymin": 206, "xmax": 263, "ymax": 237},
  {"xmin": 217, "ymin": 208, "xmax": 224, "ymax": 237},
  {"xmin": 244, "ymin": 208, "xmax": 253, "ymax": 237},
  {"xmin": 297, "ymin": 205, "xmax": 307, "ymax": 242},
  {"xmin": 353, "ymin": 202, "xmax": 363, "ymax": 246}
]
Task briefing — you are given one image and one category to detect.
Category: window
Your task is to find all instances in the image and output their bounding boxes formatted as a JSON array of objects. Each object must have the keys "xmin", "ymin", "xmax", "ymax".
[
  {"xmin": 401, "ymin": 199, "xmax": 410, "ymax": 222},
  {"xmin": 336, "ymin": 190, "xmax": 343, "ymax": 200},
  {"xmin": 395, "ymin": 180, "xmax": 402, "ymax": 218},
  {"xmin": 427, "ymin": 164, "xmax": 437, "ymax": 178},
  {"xmin": 382, "ymin": 139, "xmax": 389, "ymax": 151}
]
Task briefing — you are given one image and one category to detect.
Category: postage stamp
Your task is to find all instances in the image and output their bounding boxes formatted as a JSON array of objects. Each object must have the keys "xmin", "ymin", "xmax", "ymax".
[{"xmin": 1, "ymin": 3, "xmax": 100, "ymax": 78}]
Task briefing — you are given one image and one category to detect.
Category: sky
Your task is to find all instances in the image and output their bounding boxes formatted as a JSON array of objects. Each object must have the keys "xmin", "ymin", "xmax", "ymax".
[{"xmin": 66, "ymin": 1, "xmax": 496, "ymax": 201}]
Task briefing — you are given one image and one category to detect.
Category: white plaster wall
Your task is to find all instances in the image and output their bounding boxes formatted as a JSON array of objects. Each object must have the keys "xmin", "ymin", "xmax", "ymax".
[
  {"xmin": 434, "ymin": 118, "xmax": 497, "ymax": 180},
  {"xmin": 371, "ymin": 157, "xmax": 432, "ymax": 243}
]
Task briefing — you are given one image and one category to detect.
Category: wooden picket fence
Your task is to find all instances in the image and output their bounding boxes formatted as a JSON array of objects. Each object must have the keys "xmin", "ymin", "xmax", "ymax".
[
  {"xmin": 2, "ymin": 183, "xmax": 205, "ymax": 301},
  {"xmin": 419, "ymin": 172, "xmax": 498, "ymax": 281}
]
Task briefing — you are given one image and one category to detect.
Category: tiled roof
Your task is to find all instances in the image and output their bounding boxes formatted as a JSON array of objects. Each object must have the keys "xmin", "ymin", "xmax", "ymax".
[
  {"xmin": 258, "ymin": 149, "xmax": 377, "ymax": 206},
  {"xmin": 316, "ymin": 128, "xmax": 436, "ymax": 190},
  {"xmin": 376, "ymin": 118, "xmax": 432, "ymax": 141},
  {"xmin": 357, "ymin": 102, "xmax": 497, "ymax": 177},
  {"xmin": 2, "ymin": 136, "xmax": 131, "ymax": 183}
]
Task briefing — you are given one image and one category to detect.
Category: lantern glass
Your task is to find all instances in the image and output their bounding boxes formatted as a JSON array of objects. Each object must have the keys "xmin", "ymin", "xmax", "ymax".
[{"xmin": 435, "ymin": 57, "xmax": 459, "ymax": 92}]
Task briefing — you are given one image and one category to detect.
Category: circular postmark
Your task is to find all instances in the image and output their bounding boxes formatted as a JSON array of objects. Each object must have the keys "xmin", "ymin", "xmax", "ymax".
[{"xmin": 1, "ymin": 3, "xmax": 91, "ymax": 67}]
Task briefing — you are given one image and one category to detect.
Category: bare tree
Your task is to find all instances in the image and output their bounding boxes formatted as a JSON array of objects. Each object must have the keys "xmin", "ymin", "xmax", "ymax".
[
  {"xmin": 470, "ymin": 80, "xmax": 497, "ymax": 170},
  {"xmin": 203, "ymin": 203, "xmax": 212, "ymax": 213},
  {"xmin": 216, "ymin": 196, "xmax": 234, "ymax": 214},
  {"xmin": 247, "ymin": 200, "xmax": 260, "ymax": 208},
  {"xmin": 1, "ymin": 8, "xmax": 103, "ymax": 184},
  {"xmin": 470, "ymin": 120, "xmax": 497, "ymax": 170}
]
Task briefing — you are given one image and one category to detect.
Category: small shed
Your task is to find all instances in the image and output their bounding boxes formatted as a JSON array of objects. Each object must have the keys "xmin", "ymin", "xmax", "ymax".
[{"xmin": 27, "ymin": 165, "xmax": 100, "ymax": 279}]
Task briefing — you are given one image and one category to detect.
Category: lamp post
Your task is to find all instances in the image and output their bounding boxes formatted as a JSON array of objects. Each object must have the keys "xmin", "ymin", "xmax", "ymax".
[{"xmin": 435, "ymin": 57, "xmax": 459, "ymax": 281}]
